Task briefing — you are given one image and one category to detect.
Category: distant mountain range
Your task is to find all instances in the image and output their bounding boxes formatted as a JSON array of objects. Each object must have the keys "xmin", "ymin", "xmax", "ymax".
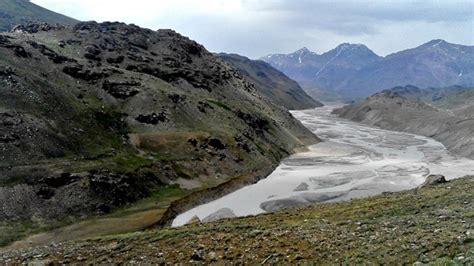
[
  {"xmin": 0, "ymin": 0, "xmax": 77, "ymax": 31},
  {"xmin": 262, "ymin": 40, "xmax": 474, "ymax": 101}
]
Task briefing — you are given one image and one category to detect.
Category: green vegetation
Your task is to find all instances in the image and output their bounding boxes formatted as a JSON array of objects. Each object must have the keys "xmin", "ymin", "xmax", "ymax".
[
  {"xmin": 206, "ymin": 99, "xmax": 232, "ymax": 111},
  {"xmin": 3, "ymin": 176, "xmax": 471, "ymax": 264},
  {"xmin": 0, "ymin": 184, "xmax": 189, "ymax": 248},
  {"xmin": 107, "ymin": 153, "xmax": 154, "ymax": 173}
]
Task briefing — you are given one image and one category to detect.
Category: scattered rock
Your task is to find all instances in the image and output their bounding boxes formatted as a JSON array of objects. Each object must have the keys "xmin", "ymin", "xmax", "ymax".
[
  {"xmin": 202, "ymin": 208, "xmax": 236, "ymax": 223},
  {"xmin": 191, "ymin": 250, "xmax": 204, "ymax": 261},
  {"xmin": 197, "ymin": 101, "xmax": 213, "ymax": 113},
  {"xmin": 236, "ymin": 110, "xmax": 270, "ymax": 133},
  {"xmin": 36, "ymin": 186, "xmax": 55, "ymax": 199},
  {"xmin": 207, "ymin": 138, "xmax": 226, "ymax": 150},
  {"xmin": 208, "ymin": 251, "xmax": 217, "ymax": 261},
  {"xmin": 84, "ymin": 45, "xmax": 102, "ymax": 61},
  {"xmin": 187, "ymin": 138, "xmax": 198, "ymax": 147},
  {"xmin": 186, "ymin": 215, "xmax": 201, "ymax": 225},
  {"xmin": 135, "ymin": 112, "xmax": 168, "ymax": 125},
  {"xmin": 10, "ymin": 22, "xmax": 60, "ymax": 33},
  {"xmin": 420, "ymin": 174, "xmax": 447, "ymax": 188},
  {"xmin": 168, "ymin": 93, "xmax": 187, "ymax": 104},
  {"xmin": 39, "ymin": 173, "xmax": 79, "ymax": 188},
  {"xmin": 102, "ymin": 80, "xmax": 140, "ymax": 99},
  {"xmin": 89, "ymin": 171, "xmax": 150, "ymax": 205},
  {"xmin": 63, "ymin": 65, "xmax": 110, "ymax": 81},
  {"xmin": 27, "ymin": 41, "xmax": 76, "ymax": 64},
  {"xmin": 107, "ymin": 56, "xmax": 125, "ymax": 64},
  {"xmin": 294, "ymin": 182, "xmax": 309, "ymax": 192},
  {"xmin": 66, "ymin": 39, "xmax": 82, "ymax": 46},
  {"xmin": 0, "ymin": 36, "xmax": 30, "ymax": 58}
]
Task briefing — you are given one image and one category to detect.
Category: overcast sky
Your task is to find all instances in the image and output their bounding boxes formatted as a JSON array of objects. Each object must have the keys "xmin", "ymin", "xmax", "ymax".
[{"xmin": 31, "ymin": 0, "xmax": 474, "ymax": 59}]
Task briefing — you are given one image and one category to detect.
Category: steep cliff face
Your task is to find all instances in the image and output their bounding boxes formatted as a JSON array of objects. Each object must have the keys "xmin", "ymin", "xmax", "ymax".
[{"xmin": 0, "ymin": 21, "xmax": 319, "ymax": 244}]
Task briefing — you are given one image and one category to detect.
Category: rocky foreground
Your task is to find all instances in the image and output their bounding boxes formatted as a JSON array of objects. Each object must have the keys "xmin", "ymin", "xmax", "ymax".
[{"xmin": 2, "ymin": 176, "xmax": 473, "ymax": 264}]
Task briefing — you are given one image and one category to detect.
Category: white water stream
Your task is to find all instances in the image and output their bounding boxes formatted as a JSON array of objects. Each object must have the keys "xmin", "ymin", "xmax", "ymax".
[{"xmin": 173, "ymin": 105, "xmax": 474, "ymax": 226}]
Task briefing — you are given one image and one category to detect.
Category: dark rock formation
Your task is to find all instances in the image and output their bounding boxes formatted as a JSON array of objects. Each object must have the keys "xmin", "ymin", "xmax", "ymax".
[
  {"xmin": 102, "ymin": 80, "xmax": 140, "ymax": 99},
  {"xmin": 135, "ymin": 112, "xmax": 168, "ymax": 125},
  {"xmin": 420, "ymin": 175, "xmax": 447, "ymax": 188}
]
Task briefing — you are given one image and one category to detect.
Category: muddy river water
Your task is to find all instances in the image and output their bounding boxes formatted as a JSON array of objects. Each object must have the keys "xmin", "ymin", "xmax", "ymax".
[{"xmin": 173, "ymin": 105, "xmax": 474, "ymax": 226}]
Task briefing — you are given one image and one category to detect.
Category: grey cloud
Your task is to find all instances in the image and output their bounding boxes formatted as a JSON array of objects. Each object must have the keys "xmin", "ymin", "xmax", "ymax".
[
  {"xmin": 35, "ymin": 0, "xmax": 474, "ymax": 58},
  {"xmin": 243, "ymin": 0, "xmax": 474, "ymax": 23}
]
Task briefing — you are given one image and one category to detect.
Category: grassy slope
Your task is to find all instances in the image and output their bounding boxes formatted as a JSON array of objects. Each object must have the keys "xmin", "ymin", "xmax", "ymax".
[
  {"xmin": 2, "ymin": 176, "xmax": 473, "ymax": 264},
  {"xmin": 2, "ymin": 185, "xmax": 188, "ymax": 248},
  {"xmin": 0, "ymin": 0, "xmax": 77, "ymax": 31}
]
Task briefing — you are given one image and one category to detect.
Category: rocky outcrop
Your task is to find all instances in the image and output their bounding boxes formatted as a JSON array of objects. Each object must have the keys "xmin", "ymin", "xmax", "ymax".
[
  {"xmin": 419, "ymin": 175, "xmax": 447, "ymax": 188},
  {"xmin": 202, "ymin": 208, "xmax": 236, "ymax": 223}
]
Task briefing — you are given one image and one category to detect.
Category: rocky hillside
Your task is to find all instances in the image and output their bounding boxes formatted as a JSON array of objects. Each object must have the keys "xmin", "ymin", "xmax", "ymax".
[
  {"xmin": 262, "ymin": 40, "xmax": 474, "ymax": 101},
  {"xmin": 0, "ymin": 21, "xmax": 319, "ymax": 246},
  {"xmin": 0, "ymin": 0, "xmax": 77, "ymax": 31},
  {"xmin": 376, "ymin": 85, "xmax": 466, "ymax": 104},
  {"xmin": 218, "ymin": 53, "xmax": 323, "ymax": 110},
  {"xmin": 2, "ymin": 175, "xmax": 472, "ymax": 264},
  {"xmin": 333, "ymin": 87, "xmax": 474, "ymax": 158},
  {"xmin": 428, "ymin": 87, "xmax": 474, "ymax": 115}
]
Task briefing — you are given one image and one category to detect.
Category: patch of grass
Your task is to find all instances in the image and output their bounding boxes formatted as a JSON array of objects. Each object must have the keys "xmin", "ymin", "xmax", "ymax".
[
  {"xmin": 0, "ymin": 184, "xmax": 189, "ymax": 248},
  {"xmin": 108, "ymin": 184, "xmax": 188, "ymax": 218},
  {"xmin": 108, "ymin": 153, "xmax": 154, "ymax": 173},
  {"xmin": 206, "ymin": 99, "xmax": 232, "ymax": 111}
]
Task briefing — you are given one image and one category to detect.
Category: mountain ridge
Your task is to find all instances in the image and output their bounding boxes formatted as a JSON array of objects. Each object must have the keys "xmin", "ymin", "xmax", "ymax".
[
  {"xmin": 0, "ymin": 0, "xmax": 78, "ymax": 31},
  {"xmin": 218, "ymin": 53, "xmax": 323, "ymax": 110},
  {"xmin": 262, "ymin": 40, "xmax": 474, "ymax": 101}
]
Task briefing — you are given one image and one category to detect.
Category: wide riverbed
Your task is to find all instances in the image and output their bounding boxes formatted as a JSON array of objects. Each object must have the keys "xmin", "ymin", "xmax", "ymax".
[{"xmin": 173, "ymin": 105, "xmax": 474, "ymax": 226}]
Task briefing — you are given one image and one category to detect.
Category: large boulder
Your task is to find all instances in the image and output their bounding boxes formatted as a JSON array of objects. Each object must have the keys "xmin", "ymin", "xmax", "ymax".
[
  {"xmin": 420, "ymin": 174, "xmax": 447, "ymax": 188},
  {"xmin": 202, "ymin": 208, "xmax": 236, "ymax": 223}
]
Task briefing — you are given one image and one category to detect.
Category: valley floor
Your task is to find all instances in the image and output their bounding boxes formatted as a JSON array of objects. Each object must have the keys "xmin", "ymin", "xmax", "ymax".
[{"xmin": 1, "ymin": 176, "xmax": 473, "ymax": 264}]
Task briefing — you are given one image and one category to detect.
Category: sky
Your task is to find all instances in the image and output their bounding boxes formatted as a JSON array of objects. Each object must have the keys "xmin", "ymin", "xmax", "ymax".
[{"xmin": 31, "ymin": 0, "xmax": 474, "ymax": 59}]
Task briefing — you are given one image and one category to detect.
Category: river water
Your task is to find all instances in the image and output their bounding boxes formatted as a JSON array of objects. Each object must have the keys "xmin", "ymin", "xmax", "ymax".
[{"xmin": 173, "ymin": 105, "xmax": 474, "ymax": 226}]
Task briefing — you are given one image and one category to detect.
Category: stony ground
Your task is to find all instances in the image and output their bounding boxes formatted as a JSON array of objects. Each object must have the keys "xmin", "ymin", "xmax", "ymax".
[{"xmin": 1, "ymin": 176, "xmax": 473, "ymax": 264}]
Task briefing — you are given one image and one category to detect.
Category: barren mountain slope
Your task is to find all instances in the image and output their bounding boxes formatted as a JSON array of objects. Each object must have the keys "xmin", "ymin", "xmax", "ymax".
[{"xmin": 333, "ymin": 88, "xmax": 474, "ymax": 158}]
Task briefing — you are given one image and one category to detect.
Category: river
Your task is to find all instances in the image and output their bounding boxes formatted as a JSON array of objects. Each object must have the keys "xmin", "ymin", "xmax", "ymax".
[{"xmin": 173, "ymin": 105, "xmax": 474, "ymax": 226}]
